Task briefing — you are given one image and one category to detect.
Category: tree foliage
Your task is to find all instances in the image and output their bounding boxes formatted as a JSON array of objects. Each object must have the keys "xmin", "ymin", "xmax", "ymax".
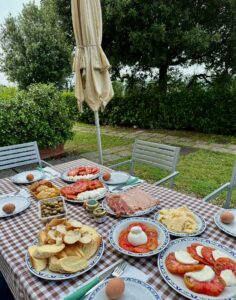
[{"xmin": 0, "ymin": 2, "xmax": 72, "ymax": 89}]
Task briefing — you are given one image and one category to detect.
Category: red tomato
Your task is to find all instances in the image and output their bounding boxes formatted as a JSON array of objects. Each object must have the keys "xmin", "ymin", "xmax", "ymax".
[
  {"xmin": 201, "ymin": 246, "xmax": 215, "ymax": 265},
  {"xmin": 214, "ymin": 257, "xmax": 236, "ymax": 276},
  {"xmin": 165, "ymin": 253, "xmax": 204, "ymax": 275},
  {"xmin": 187, "ymin": 243, "xmax": 210, "ymax": 265},
  {"xmin": 184, "ymin": 275, "xmax": 226, "ymax": 297}
]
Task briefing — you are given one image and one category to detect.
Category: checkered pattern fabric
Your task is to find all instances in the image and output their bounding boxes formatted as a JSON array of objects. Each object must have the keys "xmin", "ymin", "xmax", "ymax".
[{"xmin": 0, "ymin": 159, "xmax": 234, "ymax": 300}]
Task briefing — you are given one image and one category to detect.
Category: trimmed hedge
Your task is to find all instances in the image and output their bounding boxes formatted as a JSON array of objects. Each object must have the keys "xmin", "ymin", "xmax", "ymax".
[
  {"xmin": 65, "ymin": 81, "xmax": 235, "ymax": 136},
  {"xmin": 0, "ymin": 84, "xmax": 74, "ymax": 149}
]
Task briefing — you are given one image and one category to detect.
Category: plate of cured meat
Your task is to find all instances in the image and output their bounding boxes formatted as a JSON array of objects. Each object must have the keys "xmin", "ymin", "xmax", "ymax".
[
  {"xmin": 102, "ymin": 187, "xmax": 160, "ymax": 217},
  {"xmin": 61, "ymin": 166, "xmax": 100, "ymax": 183},
  {"xmin": 158, "ymin": 237, "xmax": 236, "ymax": 300},
  {"xmin": 60, "ymin": 179, "xmax": 107, "ymax": 203}
]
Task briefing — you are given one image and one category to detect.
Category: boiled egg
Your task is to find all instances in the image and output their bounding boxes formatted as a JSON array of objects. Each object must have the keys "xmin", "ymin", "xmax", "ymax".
[
  {"xmin": 105, "ymin": 278, "xmax": 125, "ymax": 300},
  {"xmin": 128, "ymin": 226, "xmax": 147, "ymax": 246},
  {"xmin": 196, "ymin": 246, "xmax": 204, "ymax": 258},
  {"xmin": 220, "ymin": 211, "xmax": 234, "ymax": 224},
  {"xmin": 185, "ymin": 266, "xmax": 215, "ymax": 282},
  {"xmin": 175, "ymin": 251, "xmax": 199, "ymax": 265},
  {"xmin": 220, "ymin": 270, "xmax": 236, "ymax": 286},
  {"xmin": 212, "ymin": 250, "xmax": 231, "ymax": 261}
]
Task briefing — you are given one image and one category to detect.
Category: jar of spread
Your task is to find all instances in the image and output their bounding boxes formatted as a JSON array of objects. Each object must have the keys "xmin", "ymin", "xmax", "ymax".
[
  {"xmin": 93, "ymin": 207, "xmax": 108, "ymax": 223},
  {"xmin": 84, "ymin": 199, "xmax": 99, "ymax": 213}
]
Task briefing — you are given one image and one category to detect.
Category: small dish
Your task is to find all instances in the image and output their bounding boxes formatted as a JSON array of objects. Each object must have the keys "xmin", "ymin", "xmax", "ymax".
[
  {"xmin": 11, "ymin": 170, "xmax": 44, "ymax": 184},
  {"xmin": 214, "ymin": 209, "xmax": 236, "ymax": 237},
  {"xmin": 100, "ymin": 171, "xmax": 131, "ymax": 185},
  {"xmin": 38, "ymin": 196, "xmax": 67, "ymax": 224},
  {"xmin": 0, "ymin": 195, "xmax": 31, "ymax": 218}
]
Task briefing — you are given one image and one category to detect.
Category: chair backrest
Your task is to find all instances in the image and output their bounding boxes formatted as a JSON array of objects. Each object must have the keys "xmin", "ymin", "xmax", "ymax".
[
  {"xmin": 132, "ymin": 139, "xmax": 180, "ymax": 172},
  {"xmin": 0, "ymin": 142, "xmax": 41, "ymax": 171}
]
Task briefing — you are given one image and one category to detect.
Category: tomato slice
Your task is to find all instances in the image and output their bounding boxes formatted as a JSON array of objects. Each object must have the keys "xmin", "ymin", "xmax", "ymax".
[
  {"xmin": 165, "ymin": 253, "xmax": 204, "ymax": 275},
  {"xmin": 184, "ymin": 275, "xmax": 226, "ymax": 297},
  {"xmin": 214, "ymin": 257, "xmax": 236, "ymax": 276},
  {"xmin": 201, "ymin": 246, "xmax": 215, "ymax": 265},
  {"xmin": 187, "ymin": 243, "xmax": 210, "ymax": 265}
]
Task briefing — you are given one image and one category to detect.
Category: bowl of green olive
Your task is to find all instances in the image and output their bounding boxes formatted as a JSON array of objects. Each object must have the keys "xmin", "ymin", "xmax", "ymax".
[{"xmin": 38, "ymin": 196, "xmax": 67, "ymax": 224}]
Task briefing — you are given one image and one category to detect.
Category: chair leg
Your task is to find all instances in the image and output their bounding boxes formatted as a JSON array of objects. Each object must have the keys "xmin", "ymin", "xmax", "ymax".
[
  {"xmin": 129, "ymin": 161, "xmax": 134, "ymax": 176},
  {"xmin": 224, "ymin": 187, "xmax": 233, "ymax": 209},
  {"xmin": 169, "ymin": 177, "xmax": 174, "ymax": 189}
]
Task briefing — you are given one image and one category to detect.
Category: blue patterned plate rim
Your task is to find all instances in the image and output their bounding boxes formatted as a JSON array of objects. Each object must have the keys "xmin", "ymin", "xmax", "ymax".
[
  {"xmin": 25, "ymin": 239, "xmax": 105, "ymax": 280},
  {"xmin": 88, "ymin": 277, "xmax": 162, "ymax": 300},
  {"xmin": 109, "ymin": 217, "xmax": 170, "ymax": 257},
  {"xmin": 102, "ymin": 198, "xmax": 159, "ymax": 218},
  {"xmin": 61, "ymin": 168, "xmax": 100, "ymax": 183},
  {"xmin": 214, "ymin": 209, "xmax": 236, "ymax": 237},
  {"xmin": 154, "ymin": 209, "xmax": 206, "ymax": 237},
  {"xmin": 157, "ymin": 237, "xmax": 236, "ymax": 300}
]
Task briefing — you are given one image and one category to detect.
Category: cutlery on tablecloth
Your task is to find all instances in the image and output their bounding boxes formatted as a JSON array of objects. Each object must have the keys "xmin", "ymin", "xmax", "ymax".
[
  {"xmin": 64, "ymin": 261, "xmax": 127, "ymax": 300},
  {"xmin": 110, "ymin": 177, "xmax": 141, "ymax": 192},
  {"xmin": 36, "ymin": 167, "xmax": 59, "ymax": 178}
]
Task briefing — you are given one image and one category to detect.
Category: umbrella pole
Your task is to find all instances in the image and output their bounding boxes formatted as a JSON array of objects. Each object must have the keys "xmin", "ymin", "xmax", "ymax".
[{"xmin": 94, "ymin": 111, "xmax": 103, "ymax": 165}]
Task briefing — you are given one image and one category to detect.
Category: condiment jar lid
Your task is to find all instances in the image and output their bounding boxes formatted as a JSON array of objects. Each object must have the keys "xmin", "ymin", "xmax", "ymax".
[{"xmin": 93, "ymin": 207, "xmax": 107, "ymax": 217}]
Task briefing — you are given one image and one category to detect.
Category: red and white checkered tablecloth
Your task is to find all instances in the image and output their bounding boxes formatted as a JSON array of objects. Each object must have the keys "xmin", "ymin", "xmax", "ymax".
[{"xmin": 0, "ymin": 158, "xmax": 235, "ymax": 300}]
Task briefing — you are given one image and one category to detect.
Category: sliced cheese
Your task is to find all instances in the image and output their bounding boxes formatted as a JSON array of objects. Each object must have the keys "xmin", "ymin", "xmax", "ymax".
[
  {"xmin": 186, "ymin": 266, "xmax": 215, "ymax": 282},
  {"xmin": 212, "ymin": 250, "xmax": 231, "ymax": 261},
  {"xmin": 220, "ymin": 270, "xmax": 236, "ymax": 286},
  {"xmin": 77, "ymin": 188, "xmax": 106, "ymax": 201},
  {"xmin": 175, "ymin": 251, "xmax": 199, "ymax": 265},
  {"xmin": 196, "ymin": 246, "xmax": 203, "ymax": 258}
]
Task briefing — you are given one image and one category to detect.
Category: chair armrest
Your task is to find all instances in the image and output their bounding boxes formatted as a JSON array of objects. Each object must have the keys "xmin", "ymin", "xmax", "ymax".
[
  {"xmin": 154, "ymin": 171, "xmax": 179, "ymax": 186},
  {"xmin": 41, "ymin": 160, "xmax": 53, "ymax": 167},
  {"xmin": 203, "ymin": 182, "xmax": 230, "ymax": 202},
  {"xmin": 108, "ymin": 160, "xmax": 132, "ymax": 170}
]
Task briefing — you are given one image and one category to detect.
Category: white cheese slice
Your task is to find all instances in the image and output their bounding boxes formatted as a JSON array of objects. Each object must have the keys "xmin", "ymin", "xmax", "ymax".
[
  {"xmin": 212, "ymin": 250, "xmax": 231, "ymax": 261},
  {"xmin": 196, "ymin": 246, "xmax": 204, "ymax": 258},
  {"xmin": 186, "ymin": 266, "xmax": 215, "ymax": 282},
  {"xmin": 220, "ymin": 270, "xmax": 236, "ymax": 286},
  {"xmin": 175, "ymin": 251, "xmax": 199, "ymax": 265},
  {"xmin": 76, "ymin": 187, "xmax": 106, "ymax": 200}
]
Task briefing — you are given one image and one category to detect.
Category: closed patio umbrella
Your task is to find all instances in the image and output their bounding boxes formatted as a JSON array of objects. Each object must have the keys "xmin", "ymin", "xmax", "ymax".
[{"xmin": 71, "ymin": 0, "xmax": 114, "ymax": 164}]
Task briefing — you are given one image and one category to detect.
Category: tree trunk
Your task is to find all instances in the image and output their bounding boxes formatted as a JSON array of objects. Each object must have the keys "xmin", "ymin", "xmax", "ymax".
[{"xmin": 159, "ymin": 64, "xmax": 168, "ymax": 94}]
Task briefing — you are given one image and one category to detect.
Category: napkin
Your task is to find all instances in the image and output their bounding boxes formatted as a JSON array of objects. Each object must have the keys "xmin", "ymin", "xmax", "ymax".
[
  {"xmin": 42, "ymin": 167, "xmax": 60, "ymax": 179},
  {"xmin": 108, "ymin": 176, "xmax": 144, "ymax": 193}
]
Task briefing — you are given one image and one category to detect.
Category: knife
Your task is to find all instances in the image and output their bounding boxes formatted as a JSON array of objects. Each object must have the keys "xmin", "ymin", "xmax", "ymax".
[
  {"xmin": 113, "ymin": 177, "xmax": 140, "ymax": 191},
  {"xmin": 64, "ymin": 259, "xmax": 124, "ymax": 300}
]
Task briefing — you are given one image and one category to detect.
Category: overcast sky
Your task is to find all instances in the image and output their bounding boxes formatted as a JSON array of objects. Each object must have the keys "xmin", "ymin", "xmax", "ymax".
[{"xmin": 0, "ymin": 0, "xmax": 40, "ymax": 85}]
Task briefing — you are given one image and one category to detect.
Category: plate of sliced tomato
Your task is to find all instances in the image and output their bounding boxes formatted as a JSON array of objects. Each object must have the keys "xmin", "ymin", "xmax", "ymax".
[
  {"xmin": 109, "ymin": 217, "xmax": 170, "ymax": 257},
  {"xmin": 158, "ymin": 237, "xmax": 236, "ymax": 300}
]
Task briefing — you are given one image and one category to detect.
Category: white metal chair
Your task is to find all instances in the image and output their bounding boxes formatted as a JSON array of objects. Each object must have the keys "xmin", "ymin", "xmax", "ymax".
[
  {"xmin": 0, "ymin": 141, "xmax": 51, "ymax": 171},
  {"xmin": 203, "ymin": 161, "xmax": 236, "ymax": 208},
  {"xmin": 109, "ymin": 139, "xmax": 180, "ymax": 188}
]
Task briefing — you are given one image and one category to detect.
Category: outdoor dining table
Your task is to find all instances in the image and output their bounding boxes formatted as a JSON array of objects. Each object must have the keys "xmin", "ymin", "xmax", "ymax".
[{"xmin": 0, "ymin": 158, "xmax": 235, "ymax": 300}]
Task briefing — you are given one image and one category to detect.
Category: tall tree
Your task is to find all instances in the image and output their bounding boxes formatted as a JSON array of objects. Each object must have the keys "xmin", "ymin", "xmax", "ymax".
[{"xmin": 0, "ymin": 2, "xmax": 72, "ymax": 89}]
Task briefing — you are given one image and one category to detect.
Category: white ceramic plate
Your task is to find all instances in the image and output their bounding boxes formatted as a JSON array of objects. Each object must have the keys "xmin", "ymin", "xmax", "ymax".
[
  {"xmin": 25, "ymin": 239, "xmax": 105, "ymax": 280},
  {"xmin": 109, "ymin": 217, "xmax": 170, "ymax": 257},
  {"xmin": 154, "ymin": 209, "xmax": 206, "ymax": 237},
  {"xmin": 0, "ymin": 196, "xmax": 31, "ymax": 218},
  {"xmin": 63, "ymin": 188, "xmax": 107, "ymax": 204},
  {"xmin": 158, "ymin": 237, "xmax": 236, "ymax": 300},
  {"xmin": 11, "ymin": 170, "xmax": 44, "ymax": 184},
  {"xmin": 102, "ymin": 198, "xmax": 159, "ymax": 218},
  {"xmin": 61, "ymin": 168, "xmax": 100, "ymax": 183},
  {"xmin": 88, "ymin": 277, "xmax": 162, "ymax": 300},
  {"xmin": 214, "ymin": 209, "xmax": 236, "ymax": 237},
  {"xmin": 100, "ymin": 171, "xmax": 130, "ymax": 185}
]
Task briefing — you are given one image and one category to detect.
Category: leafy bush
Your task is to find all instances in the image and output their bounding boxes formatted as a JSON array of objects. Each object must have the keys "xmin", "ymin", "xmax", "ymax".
[
  {"xmin": 0, "ymin": 85, "xmax": 17, "ymax": 101},
  {"xmin": 61, "ymin": 91, "xmax": 80, "ymax": 121},
  {"xmin": 78, "ymin": 80, "xmax": 236, "ymax": 136},
  {"xmin": 0, "ymin": 83, "xmax": 74, "ymax": 149}
]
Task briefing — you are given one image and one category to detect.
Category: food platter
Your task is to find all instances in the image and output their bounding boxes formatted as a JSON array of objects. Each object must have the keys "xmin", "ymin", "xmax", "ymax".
[
  {"xmin": 0, "ymin": 195, "xmax": 31, "ymax": 218},
  {"xmin": 214, "ymin": 209, "xmax": 236, "ymax": 237},
  {"xmin": 61, "ymin": 167, "xmax": 100, "ymax": 183},
  {"xmin": 99, "ymin": 171, "xmax": 130, "ymax": 185},
  {"xmin": 88, "ymin": 277, "xmax": 162, "ymax": 300},
  {"xmin": 154, "ymin": 209, "xmax": 206, "ymax": 237},
  {"xmin": 158, "ymin": 237, "xmax": 236, "ymax": 300},
  {"xmin": 64, "ymin": 189, "xmax": 107, "ymax": 204},
  {"xmin": 102, "ymin": 198, "xmax": 159, "ymax": 217},
  {"xmin": 11, "ymin": 170, "xmax": 44, "ymax": 184},
  {"xmin": 109, "ymin": 217, "xmax": 170, "ymax": 257}
]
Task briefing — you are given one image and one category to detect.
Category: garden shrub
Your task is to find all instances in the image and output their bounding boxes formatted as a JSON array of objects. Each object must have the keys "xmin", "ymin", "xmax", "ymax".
[
  {"xmin": 0, "ymin": 85, "xmax": 17, "ymax": 101},
  {"xmin": 0, "ymin": 83, "xmax": 74, "ymax": 149}
]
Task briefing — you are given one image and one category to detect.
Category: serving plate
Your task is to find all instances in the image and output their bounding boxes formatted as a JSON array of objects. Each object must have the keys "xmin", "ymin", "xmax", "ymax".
[
  {"xmin": 61, "ymin": 168, "xmax": 100, "ymax": 183},
  {"xmin": 11, "ymin": 170, "xmax": 44, "ymax": 184},
  {"xmin": 100, "ymin": 171, "xmax": 130, "ymax": 185},
  {"xmin": 154, "ymin": 209, "xmax": 206, "ymax": 237},
  {"xmin": 88, "ymin": 277, "xmax": 162, "ymax": 300},
  {"xmin": 25, "ymin": 239, "xmax": 105, "ymax": 281},
  {"xmin": 109, "ymin": 217, "xmax": 170, "ymax": 257},
  {"xmin": 63, "ymin": 188, "xmax": 107, "ymax": 204},
  {"xmin": 102, "ymin": 198, "xmax": 159, "ymax": 218},
  {"xmin": 214, "ymin": 209, "xmax": 236, "ymax": 237},
  {"xmin": 158, "ymin": 237, "xmax": 236, "ymax": 300},
  {"xmin": 0, "ymin": 196, "xmax": 31, "ymax": 218}
]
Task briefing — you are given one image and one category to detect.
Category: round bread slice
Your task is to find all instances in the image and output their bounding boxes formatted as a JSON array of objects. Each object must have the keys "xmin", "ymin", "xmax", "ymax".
[
  {"xmin": 34, "ymin": 244, "xmax": 65, "ymax": 259},
  {"xmin": 28, "ymin": 245, "xmax": 47, "ymax": 272},
  {"xmin": 81, "ymin": 236, "xmax": 102, "ymax": 260},
  {"xmin": 59, "ymin": 256, "xmax": 88, "ymax": 273}
]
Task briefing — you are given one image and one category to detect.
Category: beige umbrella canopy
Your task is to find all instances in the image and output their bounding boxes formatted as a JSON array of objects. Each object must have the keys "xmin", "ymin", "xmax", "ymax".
[{"xmin": 71, "ymin": 0, "xmax": 114, "ymax": 164}]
